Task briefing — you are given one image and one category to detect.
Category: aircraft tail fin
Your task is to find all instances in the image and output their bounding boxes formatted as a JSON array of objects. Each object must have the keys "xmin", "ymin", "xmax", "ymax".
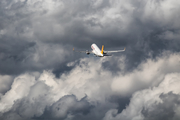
[{"xmin": 101, "ymin": 45, "xmax": 104, "ymax": 54}]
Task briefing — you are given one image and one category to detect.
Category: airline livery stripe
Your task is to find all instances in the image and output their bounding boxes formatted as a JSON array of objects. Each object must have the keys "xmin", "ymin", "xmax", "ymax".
[{"xmin": 91, "ymin": 45, "xmax": 95, "ymax": 50}]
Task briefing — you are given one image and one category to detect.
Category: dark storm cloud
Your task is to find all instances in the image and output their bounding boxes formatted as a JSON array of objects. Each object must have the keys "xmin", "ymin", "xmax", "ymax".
[
  {"xmin": 49, "ymin": 0, "xmax": 180, "ymax": 73},
  {"xmin": 0, "ymin": 39, "xmax": 35, "ymax": 75},
  {"xmin": 0, "ymin": 0, "xmax": 180, "ymax": 76}
]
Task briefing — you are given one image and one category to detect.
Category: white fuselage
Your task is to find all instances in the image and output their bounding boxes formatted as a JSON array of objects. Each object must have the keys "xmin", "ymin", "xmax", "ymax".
[{"xmin": 91, "ymin": 44, "xmax": 103, "ymax": 57}]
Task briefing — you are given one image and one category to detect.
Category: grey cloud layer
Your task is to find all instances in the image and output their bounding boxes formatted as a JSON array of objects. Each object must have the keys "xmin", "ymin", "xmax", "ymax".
[{"xmin": 1, "ymin": 0, "xmax": 180, "ymax": 120}]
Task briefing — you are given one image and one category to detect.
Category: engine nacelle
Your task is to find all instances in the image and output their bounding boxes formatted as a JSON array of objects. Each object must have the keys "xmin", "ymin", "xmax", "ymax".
[{"xmin": 86, "ymin": 50, "xmax": 90, "ymax": 55}]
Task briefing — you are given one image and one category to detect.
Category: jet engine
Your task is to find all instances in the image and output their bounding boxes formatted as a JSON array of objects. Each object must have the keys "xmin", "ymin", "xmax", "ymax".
[{"xmin": 86, "ymin": 50, "xmax": 90, "ymax": 55}]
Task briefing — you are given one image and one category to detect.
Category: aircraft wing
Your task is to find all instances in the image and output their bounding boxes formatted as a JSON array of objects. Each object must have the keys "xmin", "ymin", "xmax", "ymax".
[
  {"xmin": 73, "ymin": 48, "xmax": 92, "ymax": 54},
  {"xmin": 104, "ymin": 48, "xmax": 126, "ymax": 53}
]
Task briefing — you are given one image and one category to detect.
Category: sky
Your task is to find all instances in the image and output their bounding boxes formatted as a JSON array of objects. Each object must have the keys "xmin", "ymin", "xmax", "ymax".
[{"xmin": 0, "ymin": 0, "xmax": 180, "ymax": 120}]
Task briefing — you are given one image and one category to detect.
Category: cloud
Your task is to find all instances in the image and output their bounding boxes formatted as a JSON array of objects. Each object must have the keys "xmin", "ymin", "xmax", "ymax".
[
  {"xmin": 0, "ymin": 51, "xmax": 180, "ymax": 119},
  {"xmin": 0, "ymin": 75, "xmax": 13, "ymax": 95},
  {"xmin": 142, "ymin": 92, "xmax": 180, "ymax": 120},
  {"xmin": 111, "ymin": 52, "xmax": 180, "ymax": 96},
  {"xmin": 1, "ymin": 0, "xmax": 180, "ymax": 76},
  {"xmin": 49, "ymin": 95, "xmax": 92, "ymax": 119},
  {"xmin": 0, "ymin": 73, "xmax": 36, "ymax": 113},
  {"xmin": 104, "ymin": 73, "xmax": 180, "ymax": 120},
  {"xmin": 0, "ymin": 57, "xmax": 120, "ymax": 119}
]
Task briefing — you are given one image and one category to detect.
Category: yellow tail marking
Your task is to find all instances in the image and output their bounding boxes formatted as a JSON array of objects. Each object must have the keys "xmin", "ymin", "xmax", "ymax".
[{"xmin": 101, "ymin": 45, "xmax": 104, "ymax": 54}]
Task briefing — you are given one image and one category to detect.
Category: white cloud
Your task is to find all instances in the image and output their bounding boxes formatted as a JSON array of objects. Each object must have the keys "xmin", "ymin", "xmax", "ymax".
[
  {"xmin": 0, "ymin": 74, "xmax": 35, "ymax": 113},
  {"xmin": 1, "ymin": 52, "xmax": 180, "ymax": 119},
  {"xmin": 111, "ymin": 52, "xmax": 180, "ymax": 96},
  {"xmin": 104, "ymin": 73, "xmax": 180, "ymax": 120},
  {"xmin": 0, "ymin": 75, "xmax": 13, "ymax": 95}
]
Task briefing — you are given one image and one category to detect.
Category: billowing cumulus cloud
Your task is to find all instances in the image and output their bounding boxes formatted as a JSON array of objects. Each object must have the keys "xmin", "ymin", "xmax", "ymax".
[
  {"xmin": 0, "ymin": 0, "xmax": 180, "ymax": 119},
  {"xmin": 1, "ymin": 52, "xmax": 180, "ymax": 119},
  {"xmin": 104, "ymin": 73, "xmax": 180, "ymax": 120},
  {"xmin": 0, "ymin": 75, "xmax": 13, "ymax": 95}
]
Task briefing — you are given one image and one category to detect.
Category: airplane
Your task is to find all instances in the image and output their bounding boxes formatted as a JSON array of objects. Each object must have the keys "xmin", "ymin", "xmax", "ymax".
[{"xmin": 73, "ymin": 43, "xmax": 125, "ymax": 57}]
